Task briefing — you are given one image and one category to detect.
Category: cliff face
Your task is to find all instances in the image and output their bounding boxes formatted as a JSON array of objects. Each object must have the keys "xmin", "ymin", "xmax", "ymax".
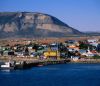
[{"xmin": 0, "ymin": 12, "xmax": 82, "ymax": 38}]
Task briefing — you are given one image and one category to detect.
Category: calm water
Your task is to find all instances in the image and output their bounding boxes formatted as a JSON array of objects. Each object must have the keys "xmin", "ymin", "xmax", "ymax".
[{"xmin": 0, "ymin": 63, "xmax": 100, "ymax": 86}]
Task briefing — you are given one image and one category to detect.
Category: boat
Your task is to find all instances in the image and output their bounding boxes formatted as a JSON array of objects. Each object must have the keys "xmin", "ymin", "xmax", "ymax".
[
  {"xmin": 37, "ymin": 64, "xmax": 44, "ymax": 67},
  {"xmin": 0, "ymin": 61, "xmax": 15, "ymax": 70}
]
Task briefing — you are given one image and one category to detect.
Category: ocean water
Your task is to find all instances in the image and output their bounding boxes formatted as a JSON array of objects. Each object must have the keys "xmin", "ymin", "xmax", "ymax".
[{"xmin": 0, "ymin": 63, "xmax": 100, "ymax": 86}]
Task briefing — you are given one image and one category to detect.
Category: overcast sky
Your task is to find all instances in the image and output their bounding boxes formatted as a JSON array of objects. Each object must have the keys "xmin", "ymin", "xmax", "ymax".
[{"xmin": 0, "ymin": 0, "xmax": 100, "ymax": 32}]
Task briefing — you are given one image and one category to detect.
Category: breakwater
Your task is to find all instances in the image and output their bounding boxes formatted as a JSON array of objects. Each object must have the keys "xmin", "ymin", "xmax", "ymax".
[{"xmin": 15, "ymin": 59, "xmax": 70, "ymax": 69}]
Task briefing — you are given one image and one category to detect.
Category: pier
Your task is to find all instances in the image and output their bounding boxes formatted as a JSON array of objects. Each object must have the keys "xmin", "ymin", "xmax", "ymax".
[
  {"xmin": 0, "ymin": 57, "xmax": 71, "ymax": 70},
  {"xmin": 1, "ymin": 56, "xmax": 100, "ymax": 70},
  {"xmin": 15, "ymin": 59, "xmax": 71, "ymax": 69}
]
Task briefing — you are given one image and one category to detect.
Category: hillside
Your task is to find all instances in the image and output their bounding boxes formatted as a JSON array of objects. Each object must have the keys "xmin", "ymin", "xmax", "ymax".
[{"xmin": 0, "ymin": 12, "xmax": 82, "ymax": 38}]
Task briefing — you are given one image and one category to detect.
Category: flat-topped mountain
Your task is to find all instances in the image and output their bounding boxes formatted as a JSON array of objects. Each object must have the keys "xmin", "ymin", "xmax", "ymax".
[{"xmin": 0, "ymin": 12, "xmax": 82, "ymax": 38}]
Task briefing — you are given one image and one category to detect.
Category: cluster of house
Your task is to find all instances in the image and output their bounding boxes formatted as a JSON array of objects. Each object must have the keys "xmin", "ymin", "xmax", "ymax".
[{"xmin": 0, "ymin": 38, "xmax": 100, "ymax": 60}]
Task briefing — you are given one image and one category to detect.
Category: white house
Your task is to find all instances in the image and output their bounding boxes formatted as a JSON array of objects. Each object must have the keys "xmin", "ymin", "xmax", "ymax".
[
  {"xmin": 82, "ymin": 49, "xmax": 94, "ymax": 57},
  {"xmin": 87, "ymin": 39, "xmax": 98, "ymax": 47}
]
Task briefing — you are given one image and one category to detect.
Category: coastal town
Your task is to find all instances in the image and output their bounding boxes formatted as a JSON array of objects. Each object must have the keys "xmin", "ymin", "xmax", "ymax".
[
  {"xmin": 0, "ymin": 0, "xmax": 100, "ymax": 86},
  {"xmin": 0, "ymin": 37, "xmax": 100, "ymax": 69}
]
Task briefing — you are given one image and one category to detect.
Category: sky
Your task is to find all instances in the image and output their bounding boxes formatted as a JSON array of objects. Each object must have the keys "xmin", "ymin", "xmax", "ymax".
[{"xmin": 0, "ymin": 0, "xmax": 100, "ymax": 32}]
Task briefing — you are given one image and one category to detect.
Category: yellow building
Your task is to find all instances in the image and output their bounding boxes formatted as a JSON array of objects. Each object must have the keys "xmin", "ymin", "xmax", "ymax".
[{"xmin": 44, "ymin": 51, "xmax": 60, "ymax": 59}]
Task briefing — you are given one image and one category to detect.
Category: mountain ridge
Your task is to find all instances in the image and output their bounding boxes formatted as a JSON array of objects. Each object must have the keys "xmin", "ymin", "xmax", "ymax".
[{"xmin": 0, "ymin": 12, "xmax": 82, "ymax": 38}]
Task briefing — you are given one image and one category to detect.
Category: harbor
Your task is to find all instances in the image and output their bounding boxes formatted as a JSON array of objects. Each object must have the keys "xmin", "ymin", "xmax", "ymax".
[
  {"xmin": 0, "ymin": 57, "xmax": 71, "ymax": 70},
  {"xmin": 1, "ymin": 57, "xmax": 100, "ymax": 70},
  {"xmin": 0, "ymin": 37, "xmax": 100, "ymax": 70}
]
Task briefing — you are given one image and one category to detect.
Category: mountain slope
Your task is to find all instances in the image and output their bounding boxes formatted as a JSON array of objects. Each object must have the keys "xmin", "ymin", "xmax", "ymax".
[{"xmin": 0, "ymin": 12, "xmax": 82, "ymax": 38}]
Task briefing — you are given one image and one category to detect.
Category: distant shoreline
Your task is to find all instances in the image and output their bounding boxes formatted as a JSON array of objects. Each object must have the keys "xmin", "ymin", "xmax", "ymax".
[{"xmin": 68, "ymin": 58, "xmax": 100, "ymax": 64}]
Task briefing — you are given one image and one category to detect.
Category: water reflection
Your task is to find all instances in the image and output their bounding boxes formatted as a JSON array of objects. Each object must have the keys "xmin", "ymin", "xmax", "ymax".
[{"xmin": 1, "ymin": 69, "xmax": 11, "ymax": 72}]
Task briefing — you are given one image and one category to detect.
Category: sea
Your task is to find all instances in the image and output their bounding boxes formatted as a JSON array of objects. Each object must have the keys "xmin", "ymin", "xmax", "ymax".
[{"xmin": 0, "ymin": 63, "xmax": 100, "ymax": 86}]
